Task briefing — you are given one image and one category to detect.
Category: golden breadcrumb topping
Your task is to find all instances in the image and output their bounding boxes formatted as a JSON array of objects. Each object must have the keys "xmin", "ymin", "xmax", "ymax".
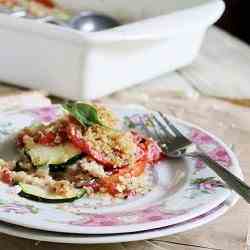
[
  {"xmin": 79, "ymin": 158, "xmax": 107, "ymax": 178},
  {"xmin": 83, "ymin": 125, "xmax": 137, "ymax": 167},
  {"xmin": 91, "ymin": 103, "xmax": 118, "ymax": 128},
  {"xmin": 48, "ymin": 180, "xmax": 75, "ymax": 197}
]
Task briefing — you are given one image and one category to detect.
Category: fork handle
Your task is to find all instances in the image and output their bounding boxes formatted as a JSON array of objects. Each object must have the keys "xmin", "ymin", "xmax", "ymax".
[{"xmin": 186, "ymin": 152, "xmax": 250, "ymax": 203}]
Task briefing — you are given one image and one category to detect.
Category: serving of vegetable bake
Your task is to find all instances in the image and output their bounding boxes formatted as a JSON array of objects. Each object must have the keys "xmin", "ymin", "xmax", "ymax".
[
  {"xmin": 0, "ymin": 102, "xmax": 164, "ymax": 203},
  {"xmin": 0, "ymin": 0, "xmax": 71, "ymax": 21}
]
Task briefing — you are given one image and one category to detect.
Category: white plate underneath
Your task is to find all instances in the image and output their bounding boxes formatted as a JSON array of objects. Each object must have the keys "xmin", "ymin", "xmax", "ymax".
[{"xmin": 0, "ymin": 192, "xmax": 239, "ymax": 244}]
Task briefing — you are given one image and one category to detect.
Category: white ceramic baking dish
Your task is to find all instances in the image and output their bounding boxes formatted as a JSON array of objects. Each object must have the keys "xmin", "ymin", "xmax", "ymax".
[{"xmin": 0, "ymin": 0, "xmax": 225, "ymax": 100}]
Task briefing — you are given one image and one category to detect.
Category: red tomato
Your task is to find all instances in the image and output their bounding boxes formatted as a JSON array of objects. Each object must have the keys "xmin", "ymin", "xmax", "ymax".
[
  {"xmin": 0, "ymin": 168, "xmax": 13, "ymax": 184},
  {"xmin": 82, "ymin": 182, "xmax": 100, "ymax": 193},
  {"xmin": 132, "ymin": 131, "xmax": 163, "ymax": 163},
  {"xmin": 16, "ymin": 128, "xmax": 35, "ymax": 148},
  {"xmin": 37, "ymin": 131, "xmax": 56, "ymax": 145},
  {"xmin": 66, "ymin": 121, "xmax": 87, "ymax": 149},
  {"xmin": 16, "ymin": 132, "xmax": 26, "ymax": 148},
  {"xmin": 98, "ymin": 133, "xmax": 163, "ymax": 196},
  {"xmin": 34, "ymin": 0, "xmax": 54, "ymax": 8},
  {"xmin": 66, "ymin": 120, "xmax": 114, "ymax": 167},
  {"xmin": 100, "ymin": 159, "xmax": 147, "ymax": 195},
  {"xmin": 67, "ymin": 122, "xmax": 163, "ymax": 169},
  {"xmin": 130, "ymin": 160, "xmax": 147, "ymax": 176},
  {"xmin": 100, "ymin": 172, "xmax": 121, "ymax": 195},
  {"xmin": 17, "ymin": 120, "xmax": 69, "ymax": 147},
  {"xmin": 18, "ymin": 130, "xmax": 58, "ymax": 147}
]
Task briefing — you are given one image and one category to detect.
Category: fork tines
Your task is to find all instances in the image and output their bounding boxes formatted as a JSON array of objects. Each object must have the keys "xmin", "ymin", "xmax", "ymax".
[{"xmin": 139, "ymin": 111, "xmax": 191, "ymax": 153}]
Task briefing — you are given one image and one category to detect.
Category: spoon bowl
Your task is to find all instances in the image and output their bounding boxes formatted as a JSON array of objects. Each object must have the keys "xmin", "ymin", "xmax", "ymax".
[
  {"xmin": 39, "ymin": 11, "xmax": 120, "ymax": 32},
  {"xmin": 69, "ymin": 11, "xmax": 120, "ymax": 32}
]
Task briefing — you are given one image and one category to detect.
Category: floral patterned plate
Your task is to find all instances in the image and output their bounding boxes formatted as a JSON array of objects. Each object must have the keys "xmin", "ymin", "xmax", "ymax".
[
  {"xmin": 0, "ymin": 104, "xmax": 241, "ymax": 234},
  {"xmin": 0, "ymin": 192, "xmax": 239, "ymax": 244}
]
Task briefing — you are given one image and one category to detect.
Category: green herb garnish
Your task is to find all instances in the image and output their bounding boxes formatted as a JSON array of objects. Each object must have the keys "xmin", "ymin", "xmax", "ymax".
[{"xmin": 63, "ymin": 101, "xmax": 104, "ymax": 127}]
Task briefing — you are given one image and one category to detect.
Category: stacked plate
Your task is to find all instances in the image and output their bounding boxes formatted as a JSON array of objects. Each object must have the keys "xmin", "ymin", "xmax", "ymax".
[{"xmin": 0, "ymin": 104, "xmax": 241, "ymax": 244}]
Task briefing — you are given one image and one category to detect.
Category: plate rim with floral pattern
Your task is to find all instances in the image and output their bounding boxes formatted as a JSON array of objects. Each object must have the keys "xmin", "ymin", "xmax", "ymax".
[
  {"xmin": 0, "ymin": 192, "xmax": 240, "ymax": 244},
  {"xmin": 0, "ymin": 104, "xmax": 241, "ymax": 234}
]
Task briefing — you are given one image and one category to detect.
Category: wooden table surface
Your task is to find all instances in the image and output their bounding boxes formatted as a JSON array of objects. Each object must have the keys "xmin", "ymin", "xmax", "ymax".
[{"xmin": 0, "ymin": 27, "xmax": 250, "ymax": 250}]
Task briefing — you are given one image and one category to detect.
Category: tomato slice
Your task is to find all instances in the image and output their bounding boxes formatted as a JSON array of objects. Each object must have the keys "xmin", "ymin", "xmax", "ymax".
[
  {"xmin": 98, "ymin": 133, "xmax": 163, "ymax": 196},
  {"xmin": 81, "ymin": 182, "xmax": 101, "ymax": 193},
  {"xmin": 100, "ymin": 159, "xmax": 147, "ymax": 196},
  {"xmin": 66, "ymin": 121, "xmax": 86, "ymax": 149},
  {"xmin": 36, "ymin": 131, "xmax": 56, "ymax": 145},
  {"xmin": 66, "ymin": 121, "xmax": 163, "ymax": 169},
  {"xmin": 17, "ymin": 119, "xmax": 69, "ymax": 147},
  {"xmin": 0, "ymin": 167, "xmax": 13, "ymax": 185},
  {"xmin": 17, "ymin": 129, "xmax": 61, "ymax": 147},
  {"xmin": 66, "ymin": 121, "xmax": 119, "ymax": 167},
  {"xmin": 130, "ymin": 160, "xmax": 146, "ymax": 176},
  {"xmin": 34, "ymin": 0, "xmax": 55, "ymax": 8},
  {"xmin": 132, "ymin": 131, "xmax": 163, "ymax": 163},
  {"xmin": 16, "ymin": 131, "xmax": 27, "ymax": 148}
]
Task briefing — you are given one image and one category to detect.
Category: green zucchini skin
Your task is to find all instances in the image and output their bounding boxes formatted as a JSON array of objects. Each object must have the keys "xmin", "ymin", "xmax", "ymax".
[
  {"xmin": 18, "ymin": 183, "xmax": 86, "ymax": 203},
  {"xmin": 49, "ymin": 153, "xmax": 83, "ymax": 172},
  {"xmin": 15, "ymin": 153, "xmax": 83, "ymax": 173},
  {"xmin": 14, "ymin": 161, "xmax": 26, "ymax": 172},
  {"xmin": 18, "ymin": 190, "xmax": 85, "ymax": 203},
  {"xmin": 25, "ymin": 143, "xmax": 81, "ymax": 166}
]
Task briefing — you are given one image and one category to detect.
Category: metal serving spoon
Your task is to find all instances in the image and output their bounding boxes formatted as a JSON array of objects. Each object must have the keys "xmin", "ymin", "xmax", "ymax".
[
  {"xmin": 0, "ymin": 5, "xmax": 120, "ymax": 32},
  {"xmin": 68, "ymin": 11, "xmax": 120, "ymax": 32},
  {"xmin": 46, "ymin": 11, "xmax": 120, "ymax": 32}
]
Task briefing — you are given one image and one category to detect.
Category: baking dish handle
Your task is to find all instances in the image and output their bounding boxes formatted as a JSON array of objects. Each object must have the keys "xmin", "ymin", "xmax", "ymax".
[{"xmin": 85, "ymin": 0, "xmax": 225, "ymax": 43}]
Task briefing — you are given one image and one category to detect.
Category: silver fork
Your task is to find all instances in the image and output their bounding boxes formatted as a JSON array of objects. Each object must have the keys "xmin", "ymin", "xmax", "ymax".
[{"xmin": 138, "ymin": 112, "xmax": 250, "ymax": 203}]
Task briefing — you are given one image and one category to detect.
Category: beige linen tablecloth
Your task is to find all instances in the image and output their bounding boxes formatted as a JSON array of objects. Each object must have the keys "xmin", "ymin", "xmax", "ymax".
[{"xmin": 0, "ymin": 27, "xmax": 249, "ymax": 250}]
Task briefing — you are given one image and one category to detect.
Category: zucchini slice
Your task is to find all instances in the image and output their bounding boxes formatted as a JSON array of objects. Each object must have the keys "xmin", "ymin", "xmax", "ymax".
[
  {"xmin": 18, "ymin": 183, "xmax": 85, "ymax": 203},
  {"xmin": 49, "ymin": 153, "xmax": 83, "ymax": 172},
  {"xmin": 25, "ymin": 143, "xmax": 81, "ymax": 166}
]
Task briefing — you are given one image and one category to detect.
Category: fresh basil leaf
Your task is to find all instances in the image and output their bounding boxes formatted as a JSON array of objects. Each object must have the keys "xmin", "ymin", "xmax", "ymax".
[
  {"xmin": 62, "ymin": 102, "xmax": 75, "ymax": 114},
  {"xmin": 75, "ymin": 103, "xmax": 103, "ymax": 126},
  {"xmin": 62, "ymin": 102, "xmax": 104, "ymax": 127}
]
